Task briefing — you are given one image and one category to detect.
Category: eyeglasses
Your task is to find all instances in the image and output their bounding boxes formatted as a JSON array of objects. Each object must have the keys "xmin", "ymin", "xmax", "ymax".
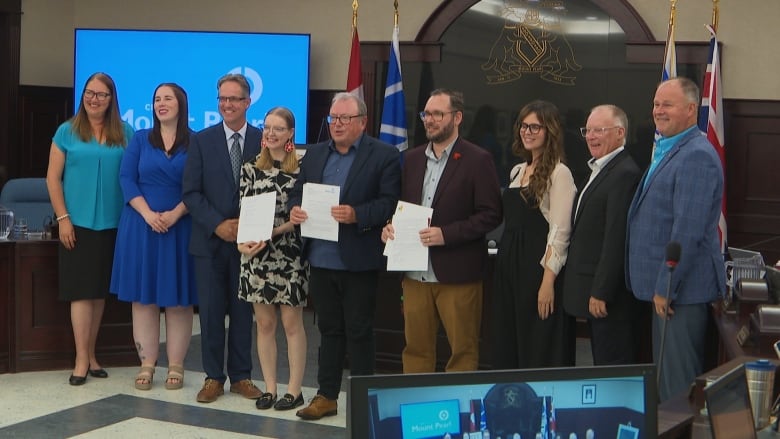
[
  {"xmin": 580, "ymin": 126, "xmax": 620, "ymax": 137},
  {"xmin": 418, "ymin": 110, "xmax": 457, "ymax": 122},
  {"xmin": 263, "ymin": 126, "xmax": 288, "ymax": 135},
  {"xmin": 84, "ymin": 89, "xmax": 111, "ymax": 101},
  {"xmin": 217, "ymin": 96, "xmax": 248, "ymax": 104},
  {"xmin": 518, "ymin": 123, "xmax": 544, "ymax": 134},
  {"xmin": 327, "ymin": 114, "xmax": 363, "ymax": 125}
]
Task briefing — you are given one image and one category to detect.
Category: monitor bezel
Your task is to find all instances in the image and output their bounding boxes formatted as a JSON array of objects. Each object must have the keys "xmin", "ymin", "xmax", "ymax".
[
  {"xmin": 347, "ymin": 364, "xmax": 658, "ymax": 439},
  {"xmin": 704, "ymin": 364, "xmax": 757, "ymax": 439}
]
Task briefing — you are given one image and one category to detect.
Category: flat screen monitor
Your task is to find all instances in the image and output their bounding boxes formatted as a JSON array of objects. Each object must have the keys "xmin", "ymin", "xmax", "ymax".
[
  {"xmin": 348, "ymin": 364, "xmax": 658, "ymax": 439},
  {"xmin": 74, "ymin": 29, "xmax": 310, "ymax": 143},
  {"xmin": 704, "ymin": 364, "xmax": 757, "ymax": 439}
]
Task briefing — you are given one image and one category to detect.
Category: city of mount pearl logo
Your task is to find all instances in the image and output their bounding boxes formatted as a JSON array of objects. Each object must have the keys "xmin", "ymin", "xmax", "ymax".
[{"xmin": 228, "ymin": 66, "xmax": 263, "ymax": 105}]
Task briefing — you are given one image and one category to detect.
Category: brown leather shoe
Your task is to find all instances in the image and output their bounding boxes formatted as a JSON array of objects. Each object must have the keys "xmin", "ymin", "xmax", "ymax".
[
  {"xmin": 196, "ymin": 378, "xmax": 224, "ymax": 403},
  {"xmin": 296, "ymin": 394, "xmax": 338, "ymax": 420},
  {"xmin": 229, "ymin": 379, "xmax": 262, "ymax": 399}
]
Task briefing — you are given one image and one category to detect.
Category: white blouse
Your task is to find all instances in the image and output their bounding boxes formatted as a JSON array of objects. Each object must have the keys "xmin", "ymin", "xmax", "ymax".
[{"xmin": 508, "ymin": 161, "xmax": 576, "ymax": 275}]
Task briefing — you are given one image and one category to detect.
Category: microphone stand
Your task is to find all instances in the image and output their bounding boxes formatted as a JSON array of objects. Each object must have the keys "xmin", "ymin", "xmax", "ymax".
[{"xmin": 657, "ymin": 261, "xmax": 677, "ymax": 397}]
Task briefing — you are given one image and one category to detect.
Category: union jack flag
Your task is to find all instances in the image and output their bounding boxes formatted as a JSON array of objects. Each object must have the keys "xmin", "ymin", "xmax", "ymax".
[{"xmin": 698, "ymin": 24, "xmax": 727, "ymax": 253}]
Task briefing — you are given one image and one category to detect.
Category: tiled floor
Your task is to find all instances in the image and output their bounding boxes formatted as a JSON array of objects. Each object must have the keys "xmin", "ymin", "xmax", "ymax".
[{"xmin": 0, "ymin": 310, "xmax": 592, "ymax": 438}]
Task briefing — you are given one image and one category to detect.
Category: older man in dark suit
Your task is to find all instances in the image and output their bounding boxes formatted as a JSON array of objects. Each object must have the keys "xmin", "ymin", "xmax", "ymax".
[
  {"xmin": 562, "ymin": 104, "xmax": 642, "ymax": 365},
  {"xmin": 382, "ymin": 89, "xmax": 502, "ymax": 373},
  {"xmin": 627, "ymin": 78, "xmax": 726, "ymax": 401},
  {"xmin": 289, "ymin": 92, "xmax": 401, "ymax": 420},
  {"xmin": 182, "ymin": 73, "xmax": 262, "ymax": 403}
]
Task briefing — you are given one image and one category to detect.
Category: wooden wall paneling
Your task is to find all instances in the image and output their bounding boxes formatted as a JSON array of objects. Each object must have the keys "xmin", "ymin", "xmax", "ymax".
[
  {"xmin": 724, "ymin": 99, "xmax": 780, "ymax": 264},
  {"xmin": 0, "ymin": 0, "xmax": 21, "ymax": 184},
  {"xmin": 13, "ymin": 241, "xmax": 136, "ymax": 372},
  {"xmin": 0, "ymin": 241, "xmax": 12, "ymax": 373},
  {"xmin": 17, "ymin": 86, "xmax": 74, "ymax": 177}
]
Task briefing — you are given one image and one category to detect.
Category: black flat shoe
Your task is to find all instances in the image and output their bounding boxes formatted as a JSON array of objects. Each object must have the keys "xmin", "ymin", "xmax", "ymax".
[
  {"xmin": 255, "ymin": 392, "xmax": 277, "ymax": 410},
  {"xmin": 274, "ymin": 393, "xmax": 304, "ymax": 411},
  {"xmin": 69, "ymin": 375, "xmax": 87, "ymax": 386},
  {"xmin": 88, "ymin": 368, "xmax": 108, "ymax": 378}
]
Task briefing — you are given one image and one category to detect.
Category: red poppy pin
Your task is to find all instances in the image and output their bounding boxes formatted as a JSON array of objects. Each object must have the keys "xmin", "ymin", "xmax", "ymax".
[{"xmin": 453, "ymin": 152, "xmax": 462, "ymax": 160}]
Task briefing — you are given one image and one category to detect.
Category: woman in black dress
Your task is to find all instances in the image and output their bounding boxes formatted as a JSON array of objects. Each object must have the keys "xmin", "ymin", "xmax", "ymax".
[{"xmin": 492, "ymin": 100, "xmax": 576, "ymax": 369}]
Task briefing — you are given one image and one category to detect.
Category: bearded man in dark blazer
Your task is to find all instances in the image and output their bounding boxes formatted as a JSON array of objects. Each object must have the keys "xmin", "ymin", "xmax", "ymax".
[
  {"xmin": 562, "ymin": 104, "xmax": 642, "ymax": 365},
  {"xmin": 382, "ymin": 89, "xmax": 502, "ymax": 373}
]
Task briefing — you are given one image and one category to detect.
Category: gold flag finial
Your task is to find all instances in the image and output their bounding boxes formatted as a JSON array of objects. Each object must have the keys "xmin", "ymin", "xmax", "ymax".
[
  {"xmin": 668, "ymin": 0, "xmax": 677, "ymax": 33},
  {"xmin": 394, "ymin": 0, "xmax": 399, "ymax": 27},
  {"xmin": 711, "ymin": 0, "xmax": 720, "ymax": 32},
  {"xmin": 352, "ymin": 0, "xmax": 359, "ymax": 29}
]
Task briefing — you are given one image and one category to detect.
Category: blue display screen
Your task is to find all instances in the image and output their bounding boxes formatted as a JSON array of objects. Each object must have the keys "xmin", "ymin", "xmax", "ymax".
[
  {"xmin": 74, "ymin": 29, "xmax": 310, "ymax": 143},
  {"xmin": 400, "ymin": 399, "xmax": 461, "ymax": 439}
]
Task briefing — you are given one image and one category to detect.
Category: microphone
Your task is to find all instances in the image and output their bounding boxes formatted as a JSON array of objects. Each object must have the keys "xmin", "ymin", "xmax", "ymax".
[
  {"xmin": 665, "ymin": 241, "xmax": 681, "ymax": 270},
  {"xmin": 657, "ymin": 241, "xmax": 681, "ymax": 399}
]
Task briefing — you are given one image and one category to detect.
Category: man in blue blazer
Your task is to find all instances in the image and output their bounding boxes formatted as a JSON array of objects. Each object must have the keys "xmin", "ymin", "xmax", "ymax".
[
  {"xmin": 182, "ymin": 74, "xmax": 262, "ymax": 403},
  {"xmin": 626, "ymin": 78, "xmax": 726, "ymax": 401},
  {"xmin": 289, "ymin": 92, "xmax": 401, "ymax": 420}
]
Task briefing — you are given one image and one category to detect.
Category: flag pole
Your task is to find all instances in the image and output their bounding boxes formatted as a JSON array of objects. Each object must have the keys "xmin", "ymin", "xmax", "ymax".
[
  {"xmin": 394, "ymin": 0, "xmax": 399, "ymax": 27},
  {"xmin": 352, "ymin": 0, "xmax": 359, "ymax": 31},
  {"xmin": 711, "ymin": 0, "xmax": 719, "ymax": 32},
  {"xmin": 662, "ymin": 0, "xmax": 677, "ymax": 73}
]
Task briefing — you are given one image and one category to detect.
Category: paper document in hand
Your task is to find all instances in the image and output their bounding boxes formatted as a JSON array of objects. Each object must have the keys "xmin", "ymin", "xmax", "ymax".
[
  {"xmin": 300, "ymin": 182, "xmax": 340, "ymax": 242},
  {"xmin": 237, "ymin": 192, "xmax": 276, "ymax": 244},
  {"xmin": 384, "ymin": 201, "xmax": 433, "ymax": 271}
]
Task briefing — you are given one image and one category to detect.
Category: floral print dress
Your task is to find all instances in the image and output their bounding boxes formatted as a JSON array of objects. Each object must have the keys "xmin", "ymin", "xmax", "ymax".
[{"xmin": 238, "ymin": 161, "xmax": 308, "ymax": 306}]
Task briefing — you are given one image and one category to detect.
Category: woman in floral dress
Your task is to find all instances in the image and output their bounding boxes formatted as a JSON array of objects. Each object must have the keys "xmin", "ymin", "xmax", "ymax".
[{"xmin": 237, "ymin": 107, "xmax": 308, "ymax": 411}]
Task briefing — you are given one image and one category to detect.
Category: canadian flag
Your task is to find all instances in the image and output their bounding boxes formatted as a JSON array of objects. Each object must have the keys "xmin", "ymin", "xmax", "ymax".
[{"xmin": 346, "ymin": 28, "xmax": 363, "ymax": 100}]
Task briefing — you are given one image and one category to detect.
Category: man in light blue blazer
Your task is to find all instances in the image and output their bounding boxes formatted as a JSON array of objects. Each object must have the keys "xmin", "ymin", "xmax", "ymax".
[
  {"xmin": 289, "ymin": 92, "xmax": 401, "ymax": 420},
  {"xmin": 183, "ymin": 74, "xmax": 262, "ymax": 403},
  {"xmin": 626, "ymin": 77, "xmax": 726, "ymax": 402}
]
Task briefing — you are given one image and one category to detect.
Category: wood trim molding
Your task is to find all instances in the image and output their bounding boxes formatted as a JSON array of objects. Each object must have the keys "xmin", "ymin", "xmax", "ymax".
[{"xmin": 416, "ymin": 0, "xmax": 654, "ymax": 43}]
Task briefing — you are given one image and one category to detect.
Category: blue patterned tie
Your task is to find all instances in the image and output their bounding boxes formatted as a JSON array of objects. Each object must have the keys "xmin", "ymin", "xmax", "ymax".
[{"xmin": 229, "ymin": 132, "xmax": 242, "ymax": 184}]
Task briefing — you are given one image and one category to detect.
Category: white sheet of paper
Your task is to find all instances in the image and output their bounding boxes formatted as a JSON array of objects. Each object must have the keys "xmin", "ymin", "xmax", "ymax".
[
  {"xmin": 300, "ymin": 182, "xmax": 340, "ymax": 242},
  {"xmin": 384, "ymin": 201, "xmax": 433, "ymax": 271},
  {"xmin": 237, "ymin": 192, "xmax": 276, "ymax": 244}
]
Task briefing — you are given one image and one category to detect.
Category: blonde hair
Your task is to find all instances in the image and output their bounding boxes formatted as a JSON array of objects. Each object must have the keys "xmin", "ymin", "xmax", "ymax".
[{"xmin": 254, "ymin": 106, "xmax": 299, "ymax": 174}]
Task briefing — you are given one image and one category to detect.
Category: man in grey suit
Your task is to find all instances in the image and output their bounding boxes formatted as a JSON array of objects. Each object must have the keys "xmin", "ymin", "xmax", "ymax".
[
  {"xmin": 182, "ymin": 73, "xmax": 263, "ymax": 403},
  {"xmin": 627, "ymin": 78, "xmax": 726, "ymax": 401},
  {"xmin": 563, "ymin": 104, "xmax": 642, "ymax": 366}
]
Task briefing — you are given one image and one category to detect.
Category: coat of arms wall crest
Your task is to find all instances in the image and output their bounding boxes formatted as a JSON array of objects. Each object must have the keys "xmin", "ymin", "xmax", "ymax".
[{"xmin": 481, "ymin": 1, "xmax": 582, "ymax": 86}]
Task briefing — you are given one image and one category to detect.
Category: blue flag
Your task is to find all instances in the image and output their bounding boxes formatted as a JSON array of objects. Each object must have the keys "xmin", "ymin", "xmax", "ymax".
[{"xmin": 379, "ymin": 24, "xmax": 408, "ymax": 152}]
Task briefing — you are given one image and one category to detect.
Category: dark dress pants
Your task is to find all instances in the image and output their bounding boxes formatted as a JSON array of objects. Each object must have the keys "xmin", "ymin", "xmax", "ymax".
[
  {"xmin": 309, "ymin": 267, "xmax": 378, "ymax": 400},
  {"xmin": 193, "ymin": 242, "xmax": 253, "ymax": 383}
]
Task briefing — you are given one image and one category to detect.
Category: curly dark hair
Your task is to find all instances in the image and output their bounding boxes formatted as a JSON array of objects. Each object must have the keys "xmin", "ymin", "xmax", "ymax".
[{"xmin": 511, "ymin": 100, "xmax": 565, "ymax": 207}]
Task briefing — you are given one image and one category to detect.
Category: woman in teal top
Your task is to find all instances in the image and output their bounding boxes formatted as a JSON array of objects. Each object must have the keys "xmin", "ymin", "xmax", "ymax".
[{"xmin": 45, "ymin": 72, "xmax": 134, "ymax": 386}]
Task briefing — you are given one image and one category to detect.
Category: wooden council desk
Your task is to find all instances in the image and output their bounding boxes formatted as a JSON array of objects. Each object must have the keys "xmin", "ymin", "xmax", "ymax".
[{"xmin": 0, "ymin": 239, "xmax": 136, "ymax": 373}]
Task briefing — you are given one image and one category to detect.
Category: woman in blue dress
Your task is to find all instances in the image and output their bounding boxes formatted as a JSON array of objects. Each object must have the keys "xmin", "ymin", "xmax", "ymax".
[
  {"xmin": 110, "ymin": 83, "xmax": 197, "ymax": 391},
  {"xmin": 46, "ymin": 72, "xmax": 134, "ymax": 386},
  {"xmin": 237, "ymin": 107, "xmax": 308, "ymax": 411}
]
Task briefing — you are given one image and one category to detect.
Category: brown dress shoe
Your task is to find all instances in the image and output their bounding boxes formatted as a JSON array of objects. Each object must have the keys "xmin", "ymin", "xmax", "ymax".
[
  {"xmin": 296, "ymin": 394, "xmax": 338, "ymax": 420},
  {"xmin": 229, "ymin": 379, "xmax": 262, "ymax": 399},
  {"xmin": 196, "ymin": 378, "xmax": 224, "ymax": 403}
]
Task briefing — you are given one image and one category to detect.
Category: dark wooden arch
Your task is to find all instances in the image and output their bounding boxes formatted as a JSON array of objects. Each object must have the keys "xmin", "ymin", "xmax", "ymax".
[
  {"xmin": 415, "ymin": 0, "xmax": 654, "ymax": 43},
  {"xmin": 357, "ymin": 0, "xmax": 710, "ymax": 131}
]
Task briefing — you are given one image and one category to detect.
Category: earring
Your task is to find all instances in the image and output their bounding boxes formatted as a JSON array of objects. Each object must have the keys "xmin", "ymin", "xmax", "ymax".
[
  {"xmin": 261, "ymin": 140, "xmax": 267, "ymax": 148},
  {"xmin": 285, "ymin": 139, "xmax": 294, "ymax": 153}
]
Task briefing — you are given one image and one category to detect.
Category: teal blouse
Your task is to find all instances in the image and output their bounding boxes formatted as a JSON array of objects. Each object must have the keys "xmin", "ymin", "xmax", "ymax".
[{"xmin": 52, "ymin": 121, "xmax": 135, "ymax": 230}]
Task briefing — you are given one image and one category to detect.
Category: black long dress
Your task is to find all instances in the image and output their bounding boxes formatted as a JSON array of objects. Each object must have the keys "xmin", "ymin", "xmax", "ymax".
[{"xmin": 492, "ymin": 186, "xmax": 575, "ymax": 369}]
